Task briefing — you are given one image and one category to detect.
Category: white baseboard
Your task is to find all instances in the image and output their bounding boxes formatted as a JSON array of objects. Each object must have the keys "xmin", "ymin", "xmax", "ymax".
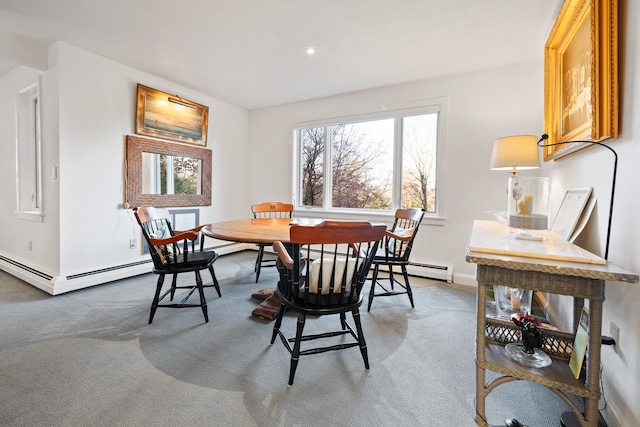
[{"xmin": 0, "ymin": 242, "xmax": 250, "ymax": 295}]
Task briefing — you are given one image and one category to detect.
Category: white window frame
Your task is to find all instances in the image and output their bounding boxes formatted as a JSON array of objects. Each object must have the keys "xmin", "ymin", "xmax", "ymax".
[
  {"xmin": 15, "ymin": 81, "xmax": 43, "ymax": 222},
  {"xmin": 292, "ymin": 98, "xmax": 447, "ymax": 223}
]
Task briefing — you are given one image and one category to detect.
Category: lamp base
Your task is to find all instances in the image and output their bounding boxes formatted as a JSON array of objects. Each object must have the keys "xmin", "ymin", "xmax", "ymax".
[
  {"xmin": 513, "ymin": 230, "xmax": 546, "ymax": 241},
  {"xmin": 507, "ymin": 213, "xmax": 548, "ymax": 230}
]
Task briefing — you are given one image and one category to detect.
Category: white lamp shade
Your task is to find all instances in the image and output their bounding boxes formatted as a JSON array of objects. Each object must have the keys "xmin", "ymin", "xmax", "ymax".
[{"xmin": 490, "ymin": 135, "xmax": 540, "ymax": 171}]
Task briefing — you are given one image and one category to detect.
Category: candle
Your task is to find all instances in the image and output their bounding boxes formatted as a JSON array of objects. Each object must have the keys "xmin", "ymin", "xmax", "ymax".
[
  {"xmin": 511, "ymin": 288, "xmax": 522, "ymax": 310},
  {"xmin": 518, "ymin": 194, "xmax": 534, "ymax": 214}
]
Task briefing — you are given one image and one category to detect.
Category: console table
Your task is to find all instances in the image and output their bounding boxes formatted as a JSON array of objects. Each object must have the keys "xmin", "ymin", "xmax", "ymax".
[{"xmin": 466, "ymin": 220, "xmax": 638, "ymax": 427}]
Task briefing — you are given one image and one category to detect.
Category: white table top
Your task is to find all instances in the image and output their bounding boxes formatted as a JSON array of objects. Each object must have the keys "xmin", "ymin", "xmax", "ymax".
[
  {"xmin": 466, "ymin": 220, "xmax": 638, "ymax": 283},
  {"xmin": 468, "ymin": 220, "xmax": 605, "ymax": 265}
]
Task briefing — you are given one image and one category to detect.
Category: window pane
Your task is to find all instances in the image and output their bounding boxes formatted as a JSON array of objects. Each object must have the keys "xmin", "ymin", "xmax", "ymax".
[
  {"xmin": 300, "ymin": 127, "xmax": 324, "ymax": 207},
  {"xmin": 401, "ymin": 114, "xmax": 438, "ymax": 212},
  {"xmin": 331, "ymin": 120, "xmax": 393, "ymax": 209},
  {"xmin": 17, "ymin": 83, "xmax": 41, "ymax": 213}
]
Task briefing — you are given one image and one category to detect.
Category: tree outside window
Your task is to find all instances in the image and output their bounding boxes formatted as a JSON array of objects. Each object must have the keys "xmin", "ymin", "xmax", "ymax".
[{"xmin": 297, "ymin": 111, "xmax": 439, "ymax": 214}]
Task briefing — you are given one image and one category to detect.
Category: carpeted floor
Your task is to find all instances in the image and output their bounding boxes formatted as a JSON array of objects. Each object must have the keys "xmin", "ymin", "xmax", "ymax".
[{"xmin": 0, "ymin": 251, "xmax": 581, "ymax": 426}]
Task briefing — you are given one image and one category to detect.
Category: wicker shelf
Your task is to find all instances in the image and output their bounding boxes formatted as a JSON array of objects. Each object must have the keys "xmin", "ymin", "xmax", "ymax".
[{"xmin": 466, "ymin": 220, "xmax": 638, "ymax": 427}]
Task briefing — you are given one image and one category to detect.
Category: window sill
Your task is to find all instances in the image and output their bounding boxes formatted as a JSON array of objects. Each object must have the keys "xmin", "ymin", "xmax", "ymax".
[{"xmin": 16, "ymin": 211, "xmax": 44, "ymax": 222}]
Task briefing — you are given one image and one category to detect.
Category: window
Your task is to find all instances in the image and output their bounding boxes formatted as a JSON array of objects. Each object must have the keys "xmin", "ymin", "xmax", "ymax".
[
  {"xmin": 16, "ymin": 82, "xmax": 43, "ymax": 221},
  {"xmin": 294, "ymin": 103, "xmax": 443, "ymax": 216}
]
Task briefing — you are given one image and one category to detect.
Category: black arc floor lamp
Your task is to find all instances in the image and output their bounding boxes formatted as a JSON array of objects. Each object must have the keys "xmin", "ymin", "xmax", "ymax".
[
  {"xmin": 537, "ymin": 133, "xmax": 617, "ymax": 427},
  {"xmin": 536, "ymin": 134, "xmax": 617, "ymax": 261}
]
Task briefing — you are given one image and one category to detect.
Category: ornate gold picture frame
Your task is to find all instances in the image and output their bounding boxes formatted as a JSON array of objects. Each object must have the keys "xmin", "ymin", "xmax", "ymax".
[
  {"xmin": 543, "ymin": 0, "xmax": 618, "ymax": 161},
  {"xmin": 135, "ymin": 84, "xmax": 209, "ymax": 146}
]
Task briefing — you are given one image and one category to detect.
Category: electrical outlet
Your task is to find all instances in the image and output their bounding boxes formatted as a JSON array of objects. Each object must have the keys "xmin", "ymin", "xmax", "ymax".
[
  {"xmin": 129, "ymin": 238, "xmax": 136, "ymax": 249},
  {"xmin": 28, "ymin": 240, "xmax": 32, "ymax": 251},
  {"xmin": 610, "ymin": 322, "xmax": 620, "ymax": 349}
]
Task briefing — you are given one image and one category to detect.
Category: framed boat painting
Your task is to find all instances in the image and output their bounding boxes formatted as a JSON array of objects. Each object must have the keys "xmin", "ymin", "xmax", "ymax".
[{"xmin": 135, "ymin": 83, "xmax": 209, "ymax": 146}]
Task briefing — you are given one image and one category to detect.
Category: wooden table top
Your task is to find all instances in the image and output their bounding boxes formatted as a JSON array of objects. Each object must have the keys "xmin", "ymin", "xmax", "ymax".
[{"xmin": 202, "ymin": 217, "xmax": 323, "ymax": 244}]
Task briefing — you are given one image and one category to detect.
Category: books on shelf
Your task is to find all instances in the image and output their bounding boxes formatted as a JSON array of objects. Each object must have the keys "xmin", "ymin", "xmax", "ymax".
[{"xmin": 569, "ymin": 306, "xmax": 590, "ymax": 379}]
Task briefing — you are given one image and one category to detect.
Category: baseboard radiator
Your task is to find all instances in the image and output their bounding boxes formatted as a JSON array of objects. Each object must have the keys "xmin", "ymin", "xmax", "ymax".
[{"xmin": 405, "ymin": 262, "xmax": 453, "ymax": 283}]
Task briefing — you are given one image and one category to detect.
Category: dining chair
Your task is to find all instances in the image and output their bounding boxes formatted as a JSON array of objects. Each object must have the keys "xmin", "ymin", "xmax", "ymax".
[
  {"xmin": 251, "ymin": 202, "xmax": 293, "ymax": 282},
  {"xmin": 134, "ymin": 206, "xmax": 221, "ymax": 323},
  {"xmin": 366, "ymin": 207, "xmax": 425, "ymax": 311},
  {"xmin": 271, "ymin": 220, "xmax": 386, "ymax": 385}
]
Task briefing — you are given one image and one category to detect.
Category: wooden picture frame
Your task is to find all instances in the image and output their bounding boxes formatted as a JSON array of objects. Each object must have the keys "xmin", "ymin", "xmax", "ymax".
[
  {"xmin": 135, "ymin": 84, "xmax": 209, "ymax": 146},
  {"xmin": 126, "ymin": 135, "xmax": 212, "ymax": 208},
  {"xmin": 543, "ymin": 0, "xmax": 618, "ymax": 161}
]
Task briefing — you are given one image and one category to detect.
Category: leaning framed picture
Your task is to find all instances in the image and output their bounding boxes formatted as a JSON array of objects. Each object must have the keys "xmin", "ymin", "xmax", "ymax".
[
  {"xmin": 550, "ymin": 187, "xmax": 593, "ymax": 241},
  {"xmin": 135, "ymin": 84, "xmax": 209, "ymax": 146},
  {"xmin": 543, "ymin": 0, "xmax": 618, "ymax": 161}
]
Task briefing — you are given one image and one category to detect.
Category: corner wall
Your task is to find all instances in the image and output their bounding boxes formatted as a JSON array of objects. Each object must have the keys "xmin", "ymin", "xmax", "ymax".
[{"xmin": 0, "ymin": 42, "xmax": 252, "ymax": 294}]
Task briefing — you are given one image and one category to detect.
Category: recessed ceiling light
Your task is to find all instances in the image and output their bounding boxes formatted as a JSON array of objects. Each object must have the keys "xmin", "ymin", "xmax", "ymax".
[{"xmin": 306, "ymin": 47, "xmax": 315, "ymax": 55}]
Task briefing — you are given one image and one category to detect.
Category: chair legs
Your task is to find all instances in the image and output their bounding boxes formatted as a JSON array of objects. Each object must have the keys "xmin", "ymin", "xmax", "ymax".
[
  {"xmin": 208, "ymin": 266, "xmax": 221, "ymax": 297},
  {"xmin": 271, "ymin": 306, "xmax": 369, "ymax": 385},
  {"xmin": 195, "ymin": 270, "xmax": 208, "ymax": 323},
  {"xmin": 255, "ymin": 244, "xmax": 278, "ymax": 282},
  {"xmin": 367, "ymin": 263, "xmax": 414, "ymax": 311},
  {"xmin": 148, "ymin": 267, "xmax": 220, "ymax": 324},
  {"xmin": 289, "ymin": 313, "xmax": 306, "ymax": 386},
  {"xmin": 254, "ymin": 244, "xmax": 265, "ymax": 282},
  {"xmin": 352, "ymin": 308, "xmax": 370, "ymax": 369},
  {"xmin": 271, "ymin": 304, "xmax": 287, "ymax": 344},
  {"xmin": 149, "ymin": 274, "xmax": 166, "ymax": 324},
  {"xmin": 402, "ymin": 265, "xmax": 415, "ymax": 308}
]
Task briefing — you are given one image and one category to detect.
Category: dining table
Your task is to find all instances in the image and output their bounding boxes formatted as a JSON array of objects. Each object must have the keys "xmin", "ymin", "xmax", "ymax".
[
  {"xmin": 202, "ymin": 217, "xmax": 308, "ymax": 245},
  {"xmin": 202, "ymin": 217, "xmax": 324, "ymax": 320}
]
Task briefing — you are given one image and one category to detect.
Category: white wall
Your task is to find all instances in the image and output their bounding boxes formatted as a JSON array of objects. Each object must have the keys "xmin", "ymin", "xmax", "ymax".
[
  {"xmin": 0, "ymin": 42, "xmax": 252, "ymax": 294},
  {"xmin": 538, "ymin": 1, "xmax": 640, "ymax": 425},
  {"xmin": 249, "ymin": 61, "xmax": 544, "ymax": 286}
]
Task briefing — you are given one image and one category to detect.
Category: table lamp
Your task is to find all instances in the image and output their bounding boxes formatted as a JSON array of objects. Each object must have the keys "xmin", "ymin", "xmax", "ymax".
[
  {"xmin": 490, "ymin": 135, "xmax": 541, "ymax": 177},
  {"xmin": 491, "ymin": 135, "xmax": 550, "ymax": 239}
]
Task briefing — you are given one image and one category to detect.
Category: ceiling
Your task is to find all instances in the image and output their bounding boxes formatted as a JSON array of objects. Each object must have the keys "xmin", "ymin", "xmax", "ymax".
[{"xmin": 0, "ymin": 0, "xmax": 563, "ymax": 110}]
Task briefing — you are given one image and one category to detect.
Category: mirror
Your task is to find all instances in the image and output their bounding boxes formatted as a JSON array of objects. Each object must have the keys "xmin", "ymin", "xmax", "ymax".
[
  {"xmin": 141, "ymin": 153, "xmax": 202, "ymax": 195},
  {"xmin": 126, "ymin": 135, "xmax": 211, "ymax": 207}
]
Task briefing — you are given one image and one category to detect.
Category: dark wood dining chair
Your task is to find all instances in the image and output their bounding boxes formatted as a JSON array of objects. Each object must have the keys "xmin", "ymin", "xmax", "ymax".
[
  {"xmin": 134, "ymin": 206, "xmax": 221, "ymax": 324},
  {"xmin": 251, "ymin": 202, "xmax": 293, "ymax": 282},
  {"xmin": 271, "ymin": 220, "xmax": 386, "ymax": 385},
  {"xmin": 367, "ymin": 207, "xmax": 425, "ymax": 311}
]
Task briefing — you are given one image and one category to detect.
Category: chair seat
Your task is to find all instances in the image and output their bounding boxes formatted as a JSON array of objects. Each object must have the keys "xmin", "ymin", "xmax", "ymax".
[
  {"xmin": 372, "ymin": 250, "xmax": 409, "ymax": 265},
  {"xmin": 280, "ymin": 290, "xmax": 363, "ymax": 316},
  {"xmin": 155, "ymin": 250, "xmax": 217, "ymax": 273}
]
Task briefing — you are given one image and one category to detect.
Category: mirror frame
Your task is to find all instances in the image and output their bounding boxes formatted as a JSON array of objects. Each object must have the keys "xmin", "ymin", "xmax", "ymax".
[{"xmin": 126, "ymin": 135, "xmax": 211, "ymax": 208}]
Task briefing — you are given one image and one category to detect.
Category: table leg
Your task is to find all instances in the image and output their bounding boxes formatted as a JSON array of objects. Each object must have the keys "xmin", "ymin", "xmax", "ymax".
[{"xmin": 475, "ymin": 272, "xmax": 488, "ymax": 426}]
